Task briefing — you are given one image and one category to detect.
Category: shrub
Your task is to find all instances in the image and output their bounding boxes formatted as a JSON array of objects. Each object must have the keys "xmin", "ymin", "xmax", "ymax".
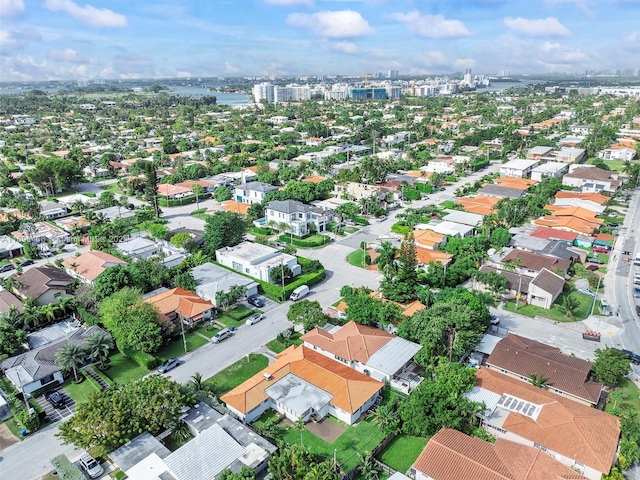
[
  {"xmin": 227, "ymin": 305, "xmax": 253, "ymax": 320},
  {"xmin": 251, "ymin": 227, "xmax": 272, "ymax": 236},
  {"xmin": 130, "ymin": 350, "xmax": 160, "ymax": 370},
  {"xmin": 391, "ymin": 222, "xmax": 411, "ymax": 235},
  {"xmin": 354, "ymin": 216, "xmax": 369, "ymax": 225},
  {"xmin": 51, "ymin": 455, "xmax": 86, "ymax": 480},
  {"xmin": 15, "ymin": 406, "xmax": 40, "ymax": 432}
]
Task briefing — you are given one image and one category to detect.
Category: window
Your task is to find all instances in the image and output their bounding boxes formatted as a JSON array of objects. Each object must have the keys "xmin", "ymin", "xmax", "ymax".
[
  {"xmin": 54, "ymin": 292, "xmax": 62, "ymax": 298},
  {"xmin": 232, "ymin": 261, "xmax": 242, "ymax": 271},
  {"xmin": 533, "ymin": 443, "xmax": 548, "ymax": 453},
  {"xmin": 41, "ymin": 374, "xmax": 55, "ymax": 385}
]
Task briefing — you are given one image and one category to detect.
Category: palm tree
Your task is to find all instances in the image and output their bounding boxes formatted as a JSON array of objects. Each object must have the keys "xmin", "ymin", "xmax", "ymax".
[
  {"xmin": 85, "ymin": 331, "xmax": 114, "ymax": 370},
  {"xmin": 562, "ymin": 294, "xmax": 580, "ymax": 319},
  {"xmin": 188, "ymin": 372, "xmax": 205, "ymax": 392},
  {"xmin": 21, "ymin": 305, "xmax": 43, "ymax": 330},
  {"xmin": 376, "ymin": 241, "xmax": 397, "ymax": 279},
  {"xmin": 528, "ymin": 373, "xmax": 549, "ymax": 388},
  {"xmin": 294, "ymin": 417, "xmax": 305, "ymax": 446},
  {"xmin": 2, "ymin": 305, "xmax": 23, "ymax": 329},
  {"xmin": 55, "ymin": 342, "xmax": 87, "ymax": 382},
  {"xmin": 57, "ymin": 297, "xmax": 76, "ymax": 318},
  {"xmin": 358, "ymin": 452, "xmax": 381, "ymax": 480},
  {"xmin": 40, "ymin": 303, "xmax": 60, "ymax": 324}
]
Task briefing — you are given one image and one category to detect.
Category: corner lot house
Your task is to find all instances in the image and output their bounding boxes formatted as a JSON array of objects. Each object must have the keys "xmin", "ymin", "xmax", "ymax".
[
  {"xmin": 486, "ymin": 333, "xmax": 603, "ymax": 406},
  {"xmin": 192, "ymin": 262, "xmax": 259, "ymax": 306},
  {"xmin": 12, "ymin": 266, "xmax": 74, "ymax": 306},
  {"xmin": 302, "ymin": 321, "xmax": 423, "ymax": 393},
  {"xmin": 62, "ymin": 250, "xmax": 127, "ymax": 284},
  {"xmin": 265, "ymin": 200, "xmax": 332, "ymax": 236},
  {"xmin": 466, "ymin": 367, "xmax": 620, "ymax": 480},
  {"xmin": 222, "ymin": 345, "xmax": 384, "ymax": 425},
  {"xmin": 145, "ymin": 287, "xmax": 214, "ymax": 326},
  {"xmin": 234, "ymin": 182, "xmax": 278, "ymax": 204},
  {"xmin": 411, "ymin": 428, "xmax": 588, "ymax": 480},
  {"xmin": 526, "ymin": 268, "xmax": 565, "ymax": 309},
  {"xmin": 215, "ymin": 241, "xmax": 300, "ymax": 283}
]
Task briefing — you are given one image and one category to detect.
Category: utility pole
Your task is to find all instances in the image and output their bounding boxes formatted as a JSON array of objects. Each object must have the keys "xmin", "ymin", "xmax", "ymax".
[
  {"xmin": 280, "ymin": 254, "xmax": 286, "ymax": 301},
  {"xmin": 176, "ymin": 307, "xmax": 187, "ymax": 354},
  {"xmin": 591, "ymin": 274, "xmax": 603, "ymax": 319},
  {"xmin": 515, "ymin": 272, "xmax": 523, "ymax": 310}
]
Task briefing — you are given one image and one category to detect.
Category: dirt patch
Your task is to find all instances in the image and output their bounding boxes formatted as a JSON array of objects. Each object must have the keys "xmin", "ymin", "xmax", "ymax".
[
  {"xmin": 0, "ymin": 422, "xmax": 19, "ymax": 450},
  {"xmin": 305, "ymin": 418, "xmax": 346, "ymax": 443}
]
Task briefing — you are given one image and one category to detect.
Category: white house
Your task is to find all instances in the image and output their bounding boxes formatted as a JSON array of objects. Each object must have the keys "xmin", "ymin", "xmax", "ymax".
[
  {"xmin": 499, "ymin": 159, "xmax": 539, "ymax": 178},
  {"xmin": 598, "ymin": 146, "xmax": 637, "ymax": 161},
  {"xmin": 562, "ymin": 166, "xmax": 623, "ymax": 193},
  {"xmin": 554, "ymin": 147, "xmax": 586, "ymax": 164},
  {"xmin": 215, "ymin": 241, "xmax": 300, "ymax": 283},
  {"xmin": 530, "ymin": 162, "xmax": 569, "ymax": 181},
  {"xmin": 264, "ymin": 200, "xmax": 333, "ymax": 236},
  {"xmin": 234, "ymin": 182, "xmax": 278, "ymax": 204},
  {"xmin": 115, "ymin": 237, "xmax": 161, "ymax": 260},
  {"xmin": 424, "ymin": 156, "xmax": 456, "ymax": 174}
]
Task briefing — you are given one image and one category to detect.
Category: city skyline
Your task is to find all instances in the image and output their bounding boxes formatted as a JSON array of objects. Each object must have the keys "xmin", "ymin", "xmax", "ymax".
[{"xmin": 2, "ymin": 0, "xmax": 640, "ymax": 82}]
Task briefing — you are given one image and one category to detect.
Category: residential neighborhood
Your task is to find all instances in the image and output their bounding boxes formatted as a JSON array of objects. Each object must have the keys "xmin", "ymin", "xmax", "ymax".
[{"xmin": 1, "ymin": 74, "xmax": 640, "ymax": 480}]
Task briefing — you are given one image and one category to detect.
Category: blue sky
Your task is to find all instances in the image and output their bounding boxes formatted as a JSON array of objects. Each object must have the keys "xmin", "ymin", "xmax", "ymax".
[{"xmin": 2, "ymin": 0, "xmax": 640, "ymax": 81}]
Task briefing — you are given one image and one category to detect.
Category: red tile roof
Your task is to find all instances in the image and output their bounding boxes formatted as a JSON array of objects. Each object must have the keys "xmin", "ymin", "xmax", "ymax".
[{"xmin": 530, "ymin": 227, "xmax": 578, "ymax": 242}]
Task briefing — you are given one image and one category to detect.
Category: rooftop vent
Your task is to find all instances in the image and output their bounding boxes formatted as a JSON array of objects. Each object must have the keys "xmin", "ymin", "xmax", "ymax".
[{"xmin": 263, "ymin": 372, "xmax": 273, "ymax": 381}]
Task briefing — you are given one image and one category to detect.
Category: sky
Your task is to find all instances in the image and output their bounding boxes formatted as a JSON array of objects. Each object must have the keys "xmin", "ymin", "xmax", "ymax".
[{"xmin": 2, "ymin": 0, "xmax": 640, "ymax": 82}]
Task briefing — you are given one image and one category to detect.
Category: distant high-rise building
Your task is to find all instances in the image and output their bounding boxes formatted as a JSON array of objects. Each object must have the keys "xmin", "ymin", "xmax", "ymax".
[
  {"xmin": 463, "ymin": 69, "xmax": 473, "ymax": 87},
  {"xmin": 252, "ymin": 82, "xmax": 274, "ymax": 103},
  {"xmin": 387, "ymin": 69, "xmax": 399, "ymax": 78},
  {"xmin": 498, "ymin": 70, "xmax": 510, "ymax": 77}
]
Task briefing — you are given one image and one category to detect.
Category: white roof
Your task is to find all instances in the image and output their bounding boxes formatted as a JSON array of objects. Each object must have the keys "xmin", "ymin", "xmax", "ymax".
[
  {"xmin": 265, "ymin": 373, "xmax": 333, "ymax": 416},
  {"xmin": 531, "ymin": 162, "xmax": 567, "ymax": 174},
  {"xmin": 474, "ymin": 334, "xmax": 503, "ymax": 356},
  {"xmin": 116, "ymin": 237, "xmax": 157, "ymax": 254},
  {"xmin": 500, "ymin": 159, "xmax": 538, "ymax": 170},
  {"xmin": 442, "ymin": 210, "xmax": 483, "ymax": 227},
  {"xmin": 124, "ymin": 453, "xmax": 167, "ymax": 480},
  {"xmin": 464, "ymin": 386, "xmax": 502, "ymax": 417},
  {"xmin": 553, "ymin": 198, "xmax": 605, "ymax": 213},
  {"xmin": 366, "ymin": 337, "xmax": 422, "ymax": 376},
  {"xmin": 428, "ymin": 221, "xmax": 474, "ymax": 237}
]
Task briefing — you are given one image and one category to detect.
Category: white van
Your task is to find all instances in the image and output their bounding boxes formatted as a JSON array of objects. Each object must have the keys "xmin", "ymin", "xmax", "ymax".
[{"xmin": 290, "ymin": 285, "xmax": 309, "ymax": 301}]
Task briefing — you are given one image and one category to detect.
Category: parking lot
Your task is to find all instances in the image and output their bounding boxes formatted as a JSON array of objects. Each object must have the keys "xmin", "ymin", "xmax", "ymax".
[{"xmin": 35, "ymin": 390, "xmax": 76, "ymax": 422}]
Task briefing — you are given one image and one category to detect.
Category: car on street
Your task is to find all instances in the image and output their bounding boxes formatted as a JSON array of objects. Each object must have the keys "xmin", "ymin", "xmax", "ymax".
[
  {"xmin": 246, "ymin": 313, "xmax": 264, "ymax": 325},
  {"xmin": 79, "ymin": 452, "xmax": 104, "ymax": 479},
  {"xmin": 0, "ymin": 263, "xmax": 15, "ymax": 273},
  {"xmin": 490, "ymin": 315, "xmax": 500, "ymax": 326},
  {"xmin": 157, "ymin": 357, "xmax": 180, "ymax": 373},
  {"xmin": 377, "ymin": 215, "xmax": 387, "ymax": 222},
  {"xmin": 634, "ymin": 288, "xmax": 640, "ymax": 298},
  {"xmin": 247, "ymin": 296, "xmax": 265, "ymax": 308},
  {"xmin": 40, "ymin": 251, "xmax": 54, "ymax": 258},
  {"xmin": 212, "ymin": 328, "xmax": 232, "ymax": 343},
  {"xmin": 586, "ymin": 257, "xmax": 605, "ymax": 265},
  {"xmin": 586, "ymin": 265, "xmax": 599, "ymax": 271},
  {"xmin": 44, "ymin": 390, "xmax": 65, "ymax": 409},
  {"xmin": 636, "ymin": 305, "xmax": 640, "ymax": 316},
  {"xmin": 19, "ymin": 259, "xmax": 35, "ymax": 267},
  {"xmin": 620, "ymin": 349, "xmax": 640, "ymax": 364}
]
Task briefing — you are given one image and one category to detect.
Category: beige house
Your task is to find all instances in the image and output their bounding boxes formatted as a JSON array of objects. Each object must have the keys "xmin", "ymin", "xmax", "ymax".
[
  {"xmin": 12, "ymin": 266, "xmax": 74, "ymax": 306},
  {"xmin": 526, "ymin": 268, "xmax": 565, "ymax": 309}
]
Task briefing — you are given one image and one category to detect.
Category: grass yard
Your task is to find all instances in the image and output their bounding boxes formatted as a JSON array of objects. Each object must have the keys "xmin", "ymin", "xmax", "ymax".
[
  {"xmin": 605, "ymin": 378, "xmax": 640, "ymax": 414},
  {"xmin": 190, "ymin": 208, "xmax": 209, "ymax": 220},
  {"xmin": 346, "ymin": 249, "xmax": 371, "ymax": 268},
  {"xmin": 343, "ymin": 226, "xmax": 360, "ymax": 234},
  {"xmin": 63, "ymin": 377, "xmax": 98, "ymax": 404},
  {"xmin": 155, "ymin": 332, "xmax": 209, "ymax": 361},
  {"xmin": 587, "ymin": 158, "xmax": 627, "ymax": 172},
  {"xmin": 440, "ymin": 200, "xmax": 456, "ymax": 208},
  {"xmin": 266, "ymin": 332, "xmax": 302, "ymax": 354},
  {"xmin": 103, "ymin": 352, "xmax": 149, "ymax": 384},
  {"xmin": 278, "ymin": 418, "xmax": 385, "ymax": 472},
  {"xmin": 3, "ymin": 417, "xmax": 24, "ymax": 440},
  {"xmin": 196, "ymin": 324, "xmax": 220, "ymax": 339},
  {"xmin": 503, "ymin": 291, "xmax": 595, "ymax": 322},
  {"xmin": 203, "ymin": 353, "xmax": 268, "ymax": 397},
  {"xmin": 379, "ymin": 435, "xmax": 429, "ymax": 473}
]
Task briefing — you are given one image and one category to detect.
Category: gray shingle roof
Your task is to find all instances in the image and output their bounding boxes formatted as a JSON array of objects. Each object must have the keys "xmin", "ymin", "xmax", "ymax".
[{"xmin": 267, "ymin": 199, "xmax": 312, "ymax": 214}]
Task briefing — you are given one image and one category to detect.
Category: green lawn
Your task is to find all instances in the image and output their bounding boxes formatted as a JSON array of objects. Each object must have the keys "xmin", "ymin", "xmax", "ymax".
[
  {"xmin": 155, "ymin": 332, "xmax": 209, "ymax": 361},
  {"xmin": 3, "ymin": 417, "xmax": 24, "ymax": 440},
  {"xmin": 343, "ymin": 226, "xmax": 360, "ymax": 234},
  {"xmin": 190, "ymin": 208, "xmax": 209, "ymax": 220},
  {"xmin": 63, "ymin": 377, "xmax": 99, "ymax": 404},
  {"xmin": 100, "ymin": 183, "xmax": 127, "ymax": 196},
  {"xmin": 346, "ymin": 249, "xmax": 371, "ymax": 268},
  {"xmin": 440, "ymin": 200, "xmax": 456, "ymax": 208},
  {"xmin": 103, "ymin": 352, "xmax": 148, "ymax": 384},
  {"xmin": 587, "ymin": 158, "xmax": 627, "ymax": 172},
  {"xmin": 266, "ymin": 332, "xmax": 302, "ymax": 354},
  {"xmin": 202, "ymin": 354, "xmax": 268, "ymax": 397},
  {"xmin": 379, "ymin": 435, "xmax": 429, "ymax": 473},
  {"xmin": 196, "ymin": 324, "xmax": 220, "ymax": 339},
  {"xmin": 503, "ymin": 291, "xmax": 595, "ymax": 322},
  {"xmin": 277, "ymin": 418, "xmax": 385, "ymax": 471},
  {"xmin": 605, "ymin": 378, "xmax": 640, "ymax": 414}
]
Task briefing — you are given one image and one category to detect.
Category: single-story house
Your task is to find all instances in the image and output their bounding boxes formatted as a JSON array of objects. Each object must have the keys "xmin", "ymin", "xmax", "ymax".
[
  {"xmin": 115, "ymin": 237, "xmax": 161, "ymax": 260},
  {"xmin": 0, "ymin": 325, "xmax": 107, "ymax": 395},
  {"xmin": 145, "ymin": 287, "xmax": 215, "ymax": 326},
  {"xmin": 11, "ymin": 222, "xmax": 71, "ymax": 248},
  {"xmin": 40, "ymin": 201, "xmax": 69, "ymax": 219},
  {"xmin": 456, "ymin": 195, "xmax": 499, "ymax": 216},
  {"xmin": 486, "ymin": 333, "xmax": 603, "ymax": 406},
  {"xmin": 499, "ymin": 249, "xmax": 571, "ymax": 278},
  {"xmin": 301, "ymin": 321, "xmax": 423, "ymax": 393},
  {"xmin": 0, "ymin": 235, "xmax": 23, "ymax": 259},
  {"xmin": 215, "ymin": 241, "xmax": 300, "ymax": 284},
  {"xmin": 412, "ymin": 229, "xmax": 446, "ymax": 250},
  {"xmin": 157, "ymin": 184, "xmax": 194, "ymax": 200},
  {"xmin": 0, "ymin": 290, "xmax": 24, "ymax": 315},
  {"xmin": 476, "ymin": 185, "xmax": 527, "ymax": 199},
  {"xmin": 466, "ymin": 367, "xmax": 620, "ymax": 480},
  {"xmin": 11, "ymin": 266, "xmax": 74, "ymax": 306},
  {"xmin": 221, "ymin": 345, "xmax": 384, "ymax": 425},
  {"xmin": 562, "ymin": 166, "xmax": 622, "ymax": 194},
  {"xmin": 92, "ymin": 206, "xmax": 136, "ymax": 222},
  {"xmin": 499, "ymin": 159, "xmax": 539, "ymax": 178},
  {"xmin": 427, "ymin": 220, "xmax": 475, "ymax": 238},
  {"xmin": 526, "ymin": 268, "xmax": 565, "ymax": 309},
  {"xmin": 530, "ymin": 162, "xmax": 568, "ymax": 181},
  {"xmin": 192, "ymin": 262, "xmax": 259, "ymax": 306},
  {"xmin": 476, "ymin": 264, "xmax": 532, "ymax": 299},
  {"xmin": 411, "ymin": 428, "xmax": 589, "ymax": 480},
  {"xmin": 62, "ymin": 251, "xmax": 127, "ymax": 284}
]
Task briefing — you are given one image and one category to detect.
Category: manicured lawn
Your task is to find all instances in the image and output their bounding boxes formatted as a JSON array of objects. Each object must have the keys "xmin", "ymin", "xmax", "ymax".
[
  {"xmin": 503, "ymin": 291, "xmax": 595, "ymax": 322},
  {"xmin": 3, "ymin": 417, "xmax": 24, "ymax": 440},
  {"xmin": 196, "ymin": 324, "xmax": 220, "ymax": 339},
  {"xmin": 379, "ymin": 435, "xmax": 430, "ymax": 473},
  {"xmin": 203, "ymin": 354, "xmax": 268, "ymax": 397},
  {"xmin": 266, "ymin": 332, "xmax": 302, "ymax": 354},
  {"xmin": 346, "ymin": 249, "xmax": 370, "ymax": 268},
  {"xmin": 343, "ymin": 226, "xmax": 360, "ymax": 234},
  {"xmin": 587, "ymin": 158, "xmax": 626, "ymax": 172},
  {"xmin": 155, "ymin": 332, "xmax": 209, "ymax": 361},
  {"xmin": 277, "ymin": 418, "xmax": 385, "ymax": 471},
  {"xmin": 103, "ymin": 352, "xmax": 148, "ymax": 384},
  {"xmin": 63, "ymin": 377, "xmax": 99, "ymax": 404},
  {"xmin": 190, "ymin": 208, "xmax": 209, "ymax": 220},
  {"xmin": 440, "ymin": 200, "xmax": 456, "ymax": 208},
  {"xmin": 605, "ymin": 378, "xmax": 640, "ymax": 414}
]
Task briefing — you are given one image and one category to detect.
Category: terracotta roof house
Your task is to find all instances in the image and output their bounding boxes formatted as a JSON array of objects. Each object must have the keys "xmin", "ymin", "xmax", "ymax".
[
  {"xmin": 301, "ymin": 321, "xmax": 423, "ymax": 393},
  {"xmin": 62, "ymin": 251, "xmax": 127, "ymax": 284},
  {"xmin": 410, "ymin": 428, "xmax": 588, "ymax": 480},
  {"xmin": 415, "ymin": 247, "xmax": 453, "ymax": 267},
  {"xmin": 544, "ymin": 206, "xmax": 603, "ymax": 224},
  {"xmin": 11, "ymin": 266, "xmax": 74, "ymax": 306},
  {"xmin": 413, "ymin": 229, "xmax": 446, "ymax": 250},
  {"xmin": 466, "ymin": 367, "xmax": 620, "ymax": 480},
  {"xmin": 530, "ymin": 227, "xmax": 578, "ymax": 244},
  {"xmin": 486, "ymin": 334, "xmax": 603, "ymax": 406},
  {"xmin": 534, "ymin": 215, "xmax": 601, "ymax": 235},
  {"xmin": 157, "ymin": 184, "xmax": 194, "ymax": 200},
  {"xmin": 145, "ymin": 287, "xmax": 214, "ymax": 326},
  {"xmin": 456, "ymin": 195, "xmax": 500, "ymax": 216},
  {"xmin": 221, "ymin": 345, "xmax": 384, "ymax": 425},
  {"xmin": 494, "ymin": 176, "xmax": 537, "ymax": 191}
]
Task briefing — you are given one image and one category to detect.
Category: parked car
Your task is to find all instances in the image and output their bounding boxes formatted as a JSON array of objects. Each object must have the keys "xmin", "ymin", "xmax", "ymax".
[
  {"xmin": 577, "ymin": 288, "xmax": 596, "ymax": 297},
  {"xmin": 246, "ymin": 313, "xmax": 264, "ymax": 325},
  {"xmin": 212, "ymin": 328, "xmax": 232, "ymax": 343},
  {"xmin": 490, "ymin": 315, "xmax": 500, "ymax": 326},
  {"xmin": 40, "ymin": 251, "xmax": 54, "ymax": 258},
  {"xmin": 592, "ymin": 246, "xmax": 610, "ymax": 254},
  {"xmin": 157, "ymin": 357, "xmax": 180, "ymax": 373},
  {"xmin": 620, "ymin": 349, "xmax": 640, "ymax": 365},
  {"xmin": 0, "ymin": 263, "xmax": 15, "ymax": 273},
  {"xmin": 608, "ymin": 223, "xmax": 619, "ymax": 228},
  {"xmin": 636, "ymin": 305, "xmax": 640, "ymax": 316},
  {"xmin": 290, "ymin": 285, "xmax": 310, "ymax": 301},
  {"xmin": 586, "ymin": 265, "xmax": 599, "ymax": 271},
  {"xmin": 377, "ymin": 215, "xmax": 387, "ymax": 222},
  {"xmin": 634, "ymin": 288, "xmax": 640, "ymax": 298},
  {"xmin": 587, "ymin": 257, "xmax": 605, "ymax": 265},
  {"xmin": 79, "ymin": 452, "xmax": 104, "ymax": 479},
  {"xmin": 247, "ymin": 296, "xmax": 265, "ymax": 308},
  {"xmin": 44, "ymin": 390, "xmax": 65, "ymax": 409},
  {"xmin": 18, "ymin": 259, "xmax": 34, "ymax": 267}
]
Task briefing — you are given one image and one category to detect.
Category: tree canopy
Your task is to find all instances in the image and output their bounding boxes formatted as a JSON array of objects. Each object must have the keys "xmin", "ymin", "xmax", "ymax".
[
  {"xmin": 593, "ymin": 347, "xmax": 632, "ymax": 387},
  {"xmin": 286, "ymin": 299, "xmax": 328, "ymax": 331},
  {"xmin": 203, "ymin": 211, "xmax": 247, "ymax": 256}
]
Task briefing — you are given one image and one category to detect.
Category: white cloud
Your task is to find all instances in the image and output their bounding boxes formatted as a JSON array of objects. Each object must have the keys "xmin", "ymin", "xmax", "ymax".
[
  {"xmin": 390, "ymin": 11, "xmax": 469, "ymax": 38},
  {"xmin": 224, "ymin": 62, "xmax": 241, "ymax": 74},
  {"xmin": 454, "ymin": 58, "xmax": 476, "ymax": 70},
  {"xmin": 503, "ymin": 16, "xmax": 570, "ymax": 37},
  {"xmin": 264, "ymin": 0, "xmax": 314, "ymax": 6},
  {"xmin": 0, "ymin": 0, "xmax": 24, "ymax": 18},
  {"xmin": 417, "ymin": 50, "xmax": 448, "ymax": 67},
  {"xmin": 43, "ymin": 0, "xmax": 128, "ymax": 28},
  {"xmin": 286, "ymin": 10, "xmax": 374, "ymax": 38},
  {"xmin": 48, "ymin": 48, "xmax": 97, "ymax": 64},
  {"xmin": 540, "ymin": 41, "xmax": 588, "ymax": 62},
  {"xmin": 0, "ymin": 28, "xmax": 41, "ymax": 52},
  {"xmin": 176, "ymin": 71, "xmax": 192, "ymax": 78},
  {"xmin": 326, "ymin": 40, "xmax": 358, "ymax": 54}
]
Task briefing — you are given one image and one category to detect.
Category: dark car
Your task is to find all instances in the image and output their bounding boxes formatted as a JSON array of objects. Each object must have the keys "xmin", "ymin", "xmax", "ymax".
[
  {"xmin": 44, "ymin": 391, "xmax": 65, "ymax": 409},
  {"xmin": 247, "ymin": 296, "xmax": 265, "ymax": 308},
  {"xmin": 636, "ymin": 305, "xmax": 640, "ymax": 316},
  {"xmin": 157, "ymin": 357, "xmax": 180, "ymax": 373},
  {"xmin": 620, "ymin": 349, "xmax": 640, "ymax": 365},
  {"xmin": 587, "ymin": 257, "xmax": 604, "ymax": 265},
  {"xmin": 0, "ymin": 263, "xmax": 15, "ymax": 273},
  {"xmin": 634, "ymin": 288, "xmax": 640, "ymax": 299},
  {"xmin": 586, "ymin": 265, "xmax": 599, "ymax": 271},
  {"xmin": 19, "ymin": 259, "xmax": 35, "ymax": 267}
]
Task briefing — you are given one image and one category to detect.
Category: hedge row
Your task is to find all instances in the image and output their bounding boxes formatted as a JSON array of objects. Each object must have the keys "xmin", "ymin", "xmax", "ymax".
[
  {"xmin": 116, "ymin": 341, "xmax": 160, "ymax": 370},
  {"xmin": 260, "ymin": 269, "xmax": 325, "ymax": 301},
  {"xmin": 278, "ymin": 234, "xmax": 330, "ymax": 248},
  {"xmin": 251, "ymin": 226, "xmax": 273, "ymax": 236},
  {"xmin": 51, "ymin": 455, "xmax": 86, "ymax": 480},
  {"xmin": 158, "ymin": 194, "xmax": 209, "ymax": 207}
]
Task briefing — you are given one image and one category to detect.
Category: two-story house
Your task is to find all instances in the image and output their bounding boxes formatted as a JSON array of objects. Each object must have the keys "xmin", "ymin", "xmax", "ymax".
[
  {"xmin": 562, "ymin": 166, "xmax": 622, "ymax": 194},
  {"xmin": 145, "ymin": 287, "xmax": 215, "ymax": 327},
  {"xmin": 265, "ymin": 200, "xmax": 332, "ymax": 236},
  {"xmin": 12, "ymin": 266, "xmax": 74, "ymax": 306},
  {"xmin": 234, "ymin": 182, "xmax": 278, "ymax": 205},
  {"xmin": 499, "ymin": 159, "xmax": 539, "ymax": 178},
  {"xmin": 215, "ymin": 241, "xmax": 300, "ymax": 284}
]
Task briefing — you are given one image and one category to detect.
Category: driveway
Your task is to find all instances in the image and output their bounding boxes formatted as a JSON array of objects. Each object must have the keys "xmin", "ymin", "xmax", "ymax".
[{"xmin": 35, "ymin": 390, "xmax": 76, "ymax": 422}]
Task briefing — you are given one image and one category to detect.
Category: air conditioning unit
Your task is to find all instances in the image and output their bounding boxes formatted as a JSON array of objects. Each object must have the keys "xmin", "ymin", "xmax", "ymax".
[{"xmin": 263, "ymin": 373, "xmax": 272, "ymax": 381}]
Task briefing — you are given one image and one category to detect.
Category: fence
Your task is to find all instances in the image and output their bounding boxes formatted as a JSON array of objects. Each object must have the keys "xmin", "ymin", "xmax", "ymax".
[{"xmin": 340, "ymin": 433, "xmax": 397, "ymax": 480}]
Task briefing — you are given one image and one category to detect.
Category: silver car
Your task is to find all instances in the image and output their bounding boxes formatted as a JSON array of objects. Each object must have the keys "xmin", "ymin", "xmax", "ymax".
[
  {"xmin": 246, "ymin": 313, "xmax": 264, "ymax": 325},
  {"xmin": 79, "ymin": 453, "xmax": 103, "ymax": 479}
]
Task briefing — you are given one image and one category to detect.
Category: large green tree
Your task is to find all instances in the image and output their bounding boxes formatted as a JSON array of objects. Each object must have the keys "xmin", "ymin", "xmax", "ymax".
[
  {"xmin": 203, "ymin": 211, "xmax": 247, "ymax": 256},
  {"xmin": 380, "ymin": 233, "xmax": 419, "ymax": 303},
  {"xmin": 267, "ymin": 444, "xmax": 339, "ymax": 480},
  {"xmin": 57, "ymin": 375, "xmax": 195, "ymax": 451},
  {"xmin": 593, "ymin": 347, "xmax": 632, "ymax": 387},
  {"xmin": 24, "ymin": 157, "xmax": 82, "ymax": 194},
  {"xmin": 94, "ymin": 265, "xmax": 133, "ymax": 300},
  {"xmin": 287, "ymin": 300, "xmax": 328, "ymax": 331},
  {"xmin": 0, "ymin": 322, "xmax": 27, "ymax": 355}
]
